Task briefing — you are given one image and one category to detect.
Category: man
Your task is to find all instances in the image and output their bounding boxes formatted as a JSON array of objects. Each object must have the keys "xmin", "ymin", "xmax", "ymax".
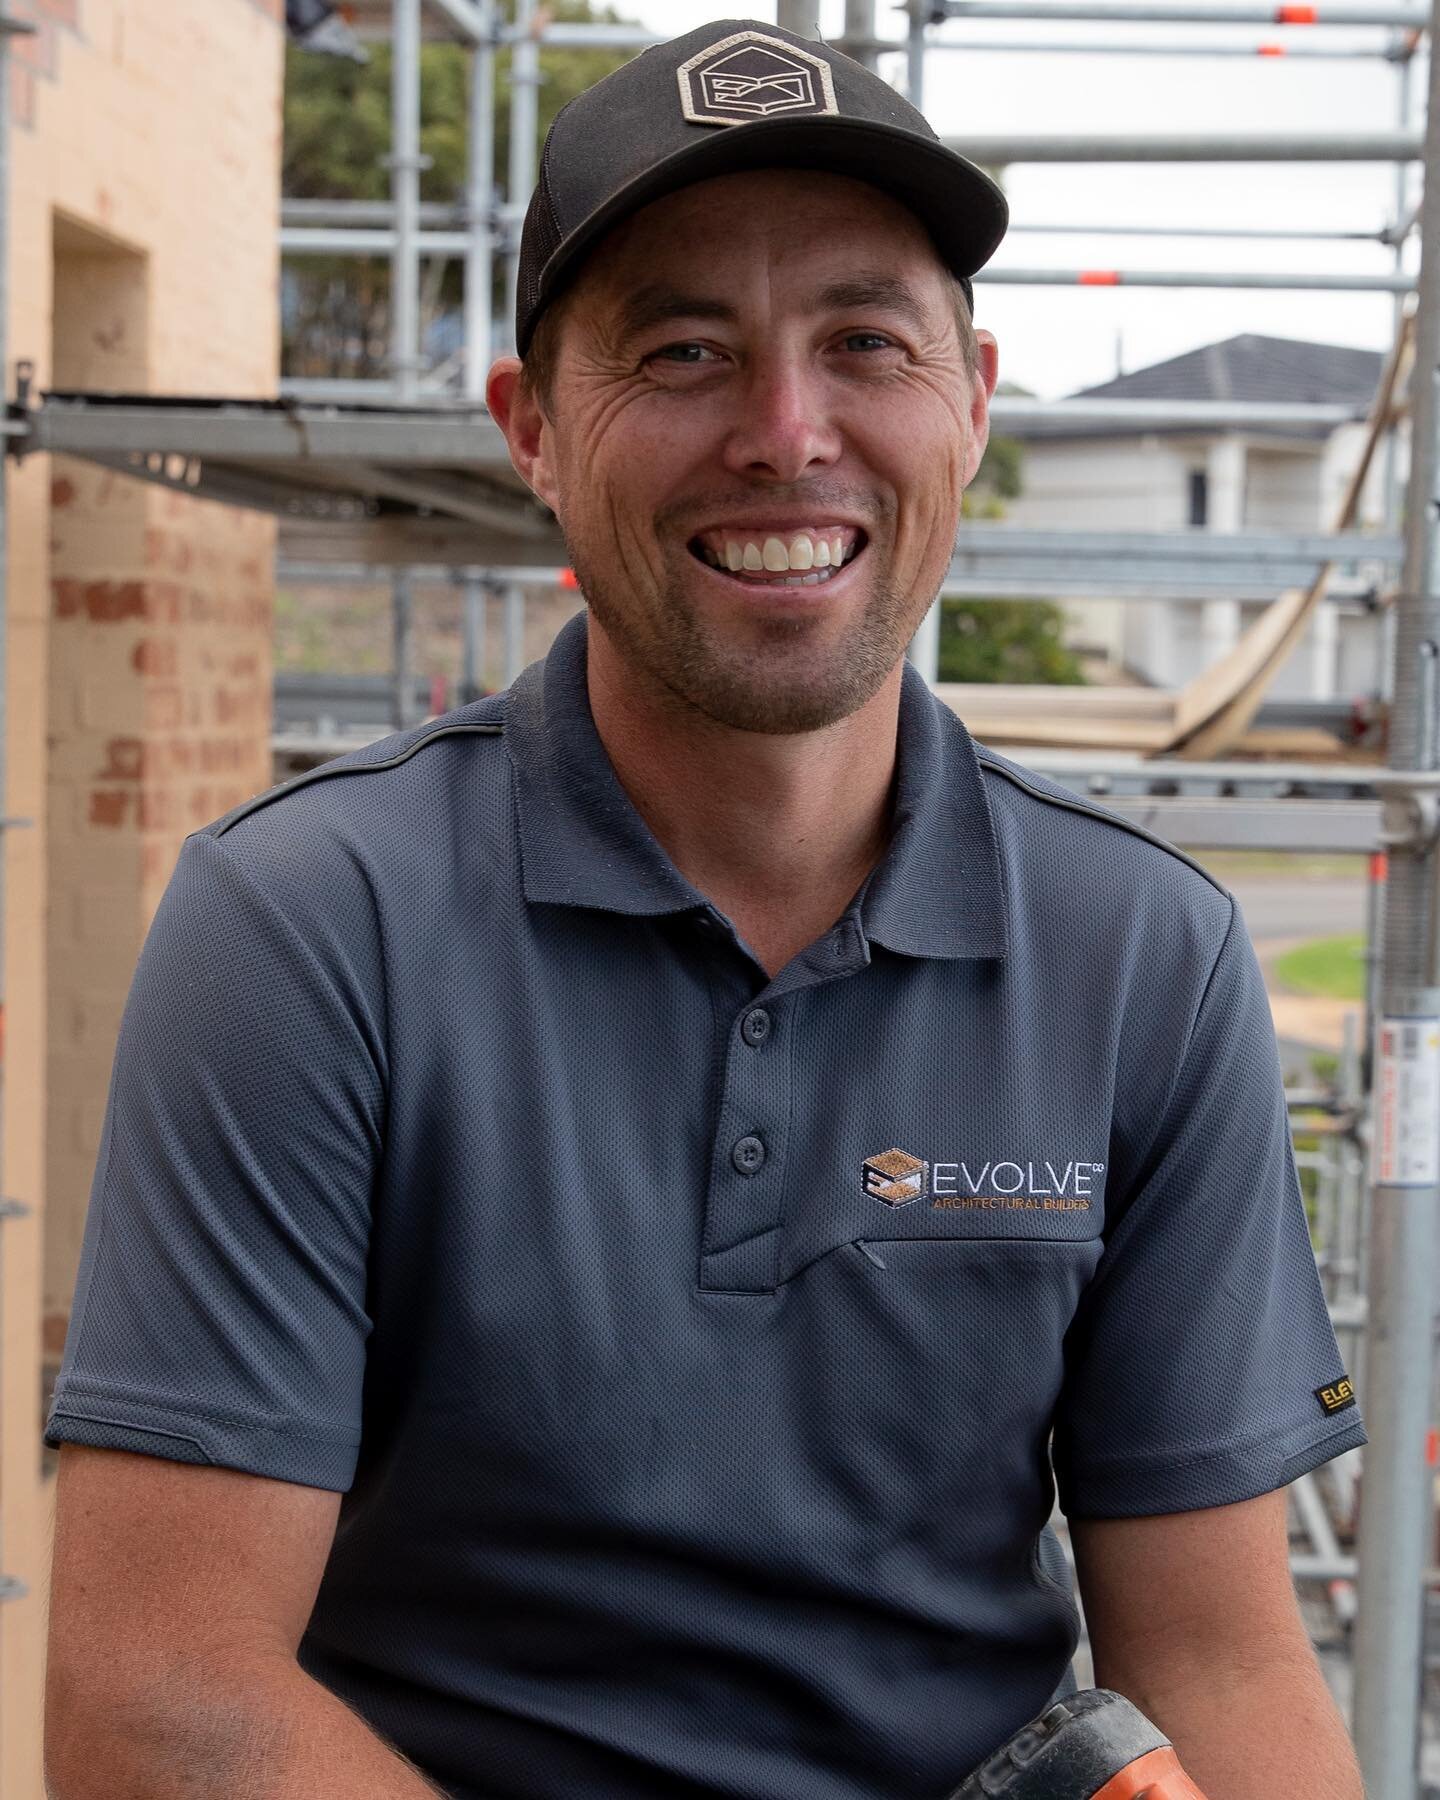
[{"xmin": 45, "ymin": 20, "xmax": 1364, "ymax": 1800}]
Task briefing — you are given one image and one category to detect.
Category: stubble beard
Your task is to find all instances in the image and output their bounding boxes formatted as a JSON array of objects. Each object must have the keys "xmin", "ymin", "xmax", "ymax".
[{"xmin": 571, "ymin": 537, "xmax": 930, "ymax": 736}]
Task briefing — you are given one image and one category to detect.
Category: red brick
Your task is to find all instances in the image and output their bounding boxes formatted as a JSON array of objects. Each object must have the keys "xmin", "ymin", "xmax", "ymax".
[
  {"xmin": 87, "ymin": 790, "xmax": 129, "ymax": 829},
  {"xmin": 76, "ymin": 579, "xmax": 148, "ymax": 623},
  {"xmin": 96, "ymin": 737, "xmax": 145, "ymax": 782},
  {"xmin": 131, "ymin": 637, "xmax": 178, "ymax": 678}
]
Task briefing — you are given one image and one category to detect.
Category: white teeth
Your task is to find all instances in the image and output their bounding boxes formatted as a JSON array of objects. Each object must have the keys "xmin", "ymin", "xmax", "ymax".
[{"xmin": 698, "ymin": 529, "xmax": 860, "ymax": 575}]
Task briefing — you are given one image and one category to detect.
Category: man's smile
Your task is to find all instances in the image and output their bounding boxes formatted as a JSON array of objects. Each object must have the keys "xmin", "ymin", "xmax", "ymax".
[{"xmin": 687, "ymin": 524, "xmax": 867, "ymax": 588}]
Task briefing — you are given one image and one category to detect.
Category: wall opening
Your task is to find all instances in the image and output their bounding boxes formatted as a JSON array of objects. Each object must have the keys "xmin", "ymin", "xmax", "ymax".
[{"xmin": 43, "ymin": 211, "xmax": 151, "ymax": 1407}]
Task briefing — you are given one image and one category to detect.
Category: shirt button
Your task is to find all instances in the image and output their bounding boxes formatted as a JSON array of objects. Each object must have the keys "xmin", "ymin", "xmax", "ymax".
[
  {"xmin": 741, "ymin": 1007, "xmax": 771, "ymax": 1047},
  {"xmin": 732, "ymin": 1135, "xmax": 766, "ymax": 1176}
]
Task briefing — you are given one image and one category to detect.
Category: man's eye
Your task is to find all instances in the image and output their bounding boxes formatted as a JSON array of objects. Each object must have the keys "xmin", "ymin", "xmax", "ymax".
[
  {"xmin": 651, "ymin": 342, "xmax": 719, "ymax": 365},
  {"xmin": 840, "ymin": 331, "xmax": 897, "ymax": 353}
]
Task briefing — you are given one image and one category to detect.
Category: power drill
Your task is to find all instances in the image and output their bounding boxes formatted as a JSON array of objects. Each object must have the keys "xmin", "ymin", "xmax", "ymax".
[{"xmin": 949, "ymin": 1689, "xmax": 1208, "ymax": 1799}]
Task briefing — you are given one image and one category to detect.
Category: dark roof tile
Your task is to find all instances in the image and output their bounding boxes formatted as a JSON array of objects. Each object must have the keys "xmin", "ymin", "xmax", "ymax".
[{"xmin": 1071, "ymin": 333, "xmax": 1384, "ymax": 406}]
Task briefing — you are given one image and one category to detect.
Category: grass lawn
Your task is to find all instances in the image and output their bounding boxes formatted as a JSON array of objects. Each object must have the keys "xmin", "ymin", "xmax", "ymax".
[
  {"xmin": 1196, "ymin": 851, "xmax": 1368, "ymax": 881},
  {"xmin": 1273, "ymin": 933, "xmax": 1368, "ymax": 1002}
]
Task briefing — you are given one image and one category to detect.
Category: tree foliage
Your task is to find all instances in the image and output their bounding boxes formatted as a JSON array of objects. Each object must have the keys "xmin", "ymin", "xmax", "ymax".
[
  {"xmin": 948, "ymin": 409, "xmax": 1086, "ymax": 683},
  {"xmin": 938, "ymin": 599, "xmax": 1087, "ymax": 684},
  {"xmin": 969, "ymin": 432, "xmax": 1022, "ymax": 508},
  {"xmin": 281, "ymin": 1, "xmax": 632, "ymax": 378}
]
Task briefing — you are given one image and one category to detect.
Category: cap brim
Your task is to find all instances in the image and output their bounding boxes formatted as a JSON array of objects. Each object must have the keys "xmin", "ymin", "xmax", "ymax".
[{"xmin": 523, "ymin": 117, "xmax": 1008, "ymax": 355}]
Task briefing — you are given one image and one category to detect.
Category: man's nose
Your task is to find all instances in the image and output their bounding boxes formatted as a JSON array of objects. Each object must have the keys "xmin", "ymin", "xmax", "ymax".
[{"xmin": 719, "ymin": 356, "xmax": 842, "ymax": 484}]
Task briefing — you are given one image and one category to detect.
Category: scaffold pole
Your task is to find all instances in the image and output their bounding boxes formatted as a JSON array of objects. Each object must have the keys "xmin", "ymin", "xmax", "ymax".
[
  {"xmin": 841, "ymin": 0, "xmax": 881, "ymax": 70},
  {"xmin": 978, "ymin": 267, "xmax": 1416, "ymax": 289},
  {"xmin": 0, "ymin": 0, "xmax": 37, "ymax": 1640},
  {"xmin": 463, "ymin": 0, "xmax": 496, "ymax": 401},
  {"xmin": 943, "ymin": 129, "xmax": 1423, "ymax": 159},
  {"xmin": 390, "ymin": 0, "xmax": 424, "ymax": 401},
  {"xmin": 942, "ymin": 0, "xmax": 1428, "ymax": 22},
  {"xmin": 905, "ymin": 0, "xmax": 941, "ymax": 683},
  {"xmin": 505, "ymin": 0, "xmax": 539, "ymax": 355},
  {"xmin": 776, "ymin": 0, "xmax": 821, "ymax": 34},
  {"xmin": 1352, "ymin": 0, "xmax": 1440, "ymax": 1785}
]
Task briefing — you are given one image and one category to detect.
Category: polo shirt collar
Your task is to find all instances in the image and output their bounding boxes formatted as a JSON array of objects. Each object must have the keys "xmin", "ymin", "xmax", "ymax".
[
  {"xmin": 504, "ymin": 611, "xmax": 1007, "ymax": 961},
  {"xmin": 505, "ymin": 612, "xmax": 705, "ymax": 916},
  {"xmin": 859, "ymin": 659, "xmax": 1008, "ymax": 963}
]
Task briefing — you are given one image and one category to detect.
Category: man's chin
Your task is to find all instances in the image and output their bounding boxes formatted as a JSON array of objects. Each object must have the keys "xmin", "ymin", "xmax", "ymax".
[
  {"xmin": 668, "ymin": 644, "xmax": 903, "ymax": 736},
  {"xmin": 581, "ymin": 573, "xmax": 915, "ymax": 733}
]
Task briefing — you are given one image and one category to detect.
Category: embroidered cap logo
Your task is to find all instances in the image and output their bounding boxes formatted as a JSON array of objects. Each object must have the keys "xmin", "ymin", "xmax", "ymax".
[
  {"xmin": 862, "ymin": 1148, "xmax": 928, "ymax": 1208},
  {"xmin": 677, "ymin": 31, "xmax": 839, "ymax": 128}
]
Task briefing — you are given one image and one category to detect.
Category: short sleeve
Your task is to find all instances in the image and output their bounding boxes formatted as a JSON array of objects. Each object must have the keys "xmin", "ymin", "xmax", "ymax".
[
  {"xmin": 44, "ymin": 828, "xmax": 386, "ymax": 1491},
  {"xmin": 1053, "ymin": 894, "xmax": 1365, "ymax": 1518}
]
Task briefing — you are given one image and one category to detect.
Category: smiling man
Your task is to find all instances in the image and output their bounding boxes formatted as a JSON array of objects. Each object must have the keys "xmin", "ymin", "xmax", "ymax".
[{"xmin": 45, "ymin": 19, "xmax": 1364, "ymax": 1800}]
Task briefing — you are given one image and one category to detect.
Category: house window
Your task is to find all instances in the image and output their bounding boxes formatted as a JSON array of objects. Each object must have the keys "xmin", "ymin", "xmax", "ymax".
[{"xmin": 1188, "ymin": 469, "xmax": 1208, "ymax": 528}]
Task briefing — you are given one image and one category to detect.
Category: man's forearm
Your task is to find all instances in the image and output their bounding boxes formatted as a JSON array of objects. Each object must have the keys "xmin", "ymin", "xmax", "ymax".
[
  {"xmin": 1101, "ymin": 1646, "xmax": 1363, "ymax": 1800},
  {"xmin": 47, "ymin": 1654, "xmax": 448, "ymax": 1800}
]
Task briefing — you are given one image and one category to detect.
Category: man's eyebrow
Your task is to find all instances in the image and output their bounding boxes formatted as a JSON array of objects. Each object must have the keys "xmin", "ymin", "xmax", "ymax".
[
  {"xmin": 609, "ymin": 274, "xmax": 934, "ymax": 340},
  {"xmin": 610, "ymin": 286, "xmax": 740, "ymax": 345},
  {"xmin": 809, "ymin": 276, "xmax": 932, "ymax": 329}
]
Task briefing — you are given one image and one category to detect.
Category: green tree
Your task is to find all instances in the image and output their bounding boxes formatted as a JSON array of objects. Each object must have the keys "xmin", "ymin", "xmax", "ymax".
[
  {"xmin": 281, "ymin": 1, "xmax": 633, "ymax": 379},
  {"xmin": 938, "ymin": 600, "xmax": 1087, "ymax": 684},
  {"xmin": 967, "ymin": 432, "xmax": 1022, "ymax": 513},
  {"xmin": 944, "ymin": 398, "xmax": 1087, "ymax": 684}
]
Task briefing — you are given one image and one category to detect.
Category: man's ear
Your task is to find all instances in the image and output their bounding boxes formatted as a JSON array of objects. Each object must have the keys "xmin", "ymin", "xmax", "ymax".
[
  {"xmin": 960, "ymin": 328, "xmax": 1001, "ymax": 490},
  {"xmin": 487, "ymin": 357, "xmax": 561, "ymax": 514}
]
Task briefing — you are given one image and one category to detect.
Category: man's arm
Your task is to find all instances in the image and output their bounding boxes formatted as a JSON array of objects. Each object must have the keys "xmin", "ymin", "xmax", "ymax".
[
  {"xmin": 46, "ymin": 1445, "xmax": 446, "ymax": 1800},
  {"xmin": 1071, "ymin": 1489, "xmax": 1362, "ymax": 1800}
]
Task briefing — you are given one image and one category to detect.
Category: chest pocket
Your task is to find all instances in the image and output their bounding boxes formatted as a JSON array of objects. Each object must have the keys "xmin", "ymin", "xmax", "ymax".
[
  {"xmin": 777, "ymin": 1238, "xmax": 1101, "ymax": 1504},
  {"xmin": 768, "ymin": 1234, "xmax": 1103, "ymax": 1536}
]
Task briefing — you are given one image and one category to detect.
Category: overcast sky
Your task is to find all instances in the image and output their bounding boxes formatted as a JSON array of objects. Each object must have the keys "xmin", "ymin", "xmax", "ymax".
[{"xmin": 620, "ymin": 1, "xmax": 1425, "ymax": 398}]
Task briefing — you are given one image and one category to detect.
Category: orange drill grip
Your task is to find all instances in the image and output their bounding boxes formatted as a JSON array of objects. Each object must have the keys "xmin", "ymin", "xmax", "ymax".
[{"xmin": 1092, "ymin": 1746, "xmax": 1210, "ymax": 1799}]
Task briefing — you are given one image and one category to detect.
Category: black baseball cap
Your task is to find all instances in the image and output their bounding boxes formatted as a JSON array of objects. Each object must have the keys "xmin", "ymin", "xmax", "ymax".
[{"xmin": 515, "ymin": 17, "xmax": 1009, "ymax": 357}]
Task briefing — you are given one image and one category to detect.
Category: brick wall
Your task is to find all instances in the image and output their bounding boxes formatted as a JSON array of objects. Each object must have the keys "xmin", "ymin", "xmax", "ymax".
[{"xmin": 4, "ymin": 6, "xmax": 284, "ymax": 1792}]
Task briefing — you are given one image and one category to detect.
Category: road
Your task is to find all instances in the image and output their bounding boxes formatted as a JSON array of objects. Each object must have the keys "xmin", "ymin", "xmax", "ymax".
[
  {"xmin": 1228, "ymin": 875, "xmax": 1370, "ymax": 950},
  {"xmin": 1218, "ymin": 870, "xmax": 1372, "ymax": 1063}
]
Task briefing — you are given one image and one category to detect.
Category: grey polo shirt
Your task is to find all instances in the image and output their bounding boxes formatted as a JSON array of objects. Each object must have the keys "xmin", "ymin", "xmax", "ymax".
[{"xmin": 47, "ymin": 609, "xmax": 1363, "ymax": 1800}]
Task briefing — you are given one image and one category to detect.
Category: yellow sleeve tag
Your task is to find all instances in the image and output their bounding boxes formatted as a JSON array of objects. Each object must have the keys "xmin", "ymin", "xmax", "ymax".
[{"xmin": 1315, "ymin": 1377, "xmax": 1357, "ymax": 1418}]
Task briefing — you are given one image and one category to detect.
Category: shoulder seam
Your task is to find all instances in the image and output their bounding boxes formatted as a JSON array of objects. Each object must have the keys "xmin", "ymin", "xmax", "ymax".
[
  {"xmin": 977, "ymin": 753, "xmax": 1228, "ymax": 896},
  {"xmin": 207, "ymin": 721, "xmax": 504, "ymax": 839}
]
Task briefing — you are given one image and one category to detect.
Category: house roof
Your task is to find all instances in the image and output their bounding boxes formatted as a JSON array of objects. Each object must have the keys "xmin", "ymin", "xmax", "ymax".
[
  {"xmin": 1073, "ymin": 334, "xmax": 1385, "ymax": 408},
  {"xmin": 1008, "ymin": 333, "xmax": 1385, "ymax": 442}
]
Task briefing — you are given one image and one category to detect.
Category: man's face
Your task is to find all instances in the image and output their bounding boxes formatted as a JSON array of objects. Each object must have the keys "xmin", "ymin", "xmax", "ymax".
[{"xmin": 504, "ymin": 168, "xmax": 998, "ymax": 734}]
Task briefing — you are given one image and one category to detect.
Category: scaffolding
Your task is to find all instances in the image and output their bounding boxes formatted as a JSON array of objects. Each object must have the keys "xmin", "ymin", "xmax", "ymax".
[{"xmin": 7, "ymin": 0, "xmax": 1440, "ymax": 1793}]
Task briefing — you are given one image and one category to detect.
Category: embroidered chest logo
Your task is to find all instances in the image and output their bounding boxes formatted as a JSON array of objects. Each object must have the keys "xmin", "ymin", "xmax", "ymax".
[
  {"xmin": 863, "ymin": 1147, "xmax": 1105, "ymax": 1212},
  {"xmin": 677, "ymin": 31, "xmax": 839, "ymax": 127},
  {"xmin": 861, "ymin": 1148, "xmax": 929, "ymax": 1208}
]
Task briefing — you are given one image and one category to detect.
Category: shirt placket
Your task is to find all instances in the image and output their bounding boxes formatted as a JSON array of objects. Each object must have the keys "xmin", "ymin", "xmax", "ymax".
[{"xmin": 697, "ymin": 914, "xmax": 870, "ymax": 1295}]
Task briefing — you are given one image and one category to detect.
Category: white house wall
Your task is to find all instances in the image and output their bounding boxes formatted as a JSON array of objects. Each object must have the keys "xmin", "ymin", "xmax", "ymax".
[
  {"xmin": 1245, "ymin": 446, "xmax": 1324, "ymax": 532},
  {"xmin": 996, "ymin": 425, "xmax": 1390, "ymax": 705},
  {"xmin": 1000, "ymin": 435, "xmax": 1196, "ymax": 533}
]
